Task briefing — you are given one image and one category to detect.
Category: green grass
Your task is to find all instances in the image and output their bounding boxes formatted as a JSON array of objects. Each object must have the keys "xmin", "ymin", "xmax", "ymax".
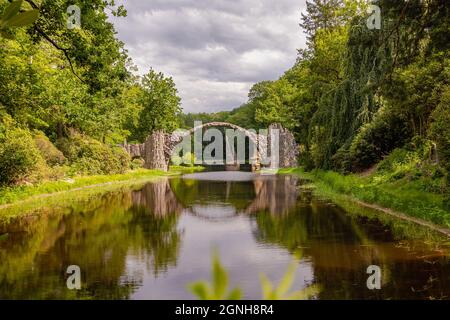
[
  {"xmin": 0, "ymin": 179, "xmax": 151, "ymax": 221},
  {"xmin": 280, "ymin": 167, "xmax": 450, "ymax": 228},
  {"xmin": 0, "ymin": 166, "xmax": 204, "ymax": 207}
]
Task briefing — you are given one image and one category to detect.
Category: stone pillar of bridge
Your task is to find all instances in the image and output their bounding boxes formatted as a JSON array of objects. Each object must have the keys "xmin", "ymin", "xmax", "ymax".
[
  {"xmin": 267, "ymin": 124, "xmax": 299, "ymax": 168},
  {"xmin": 144, "ymin": 131, "xmax": 168, "ymax": 171},
  {"xmin": 276, "ymin": 124, "xmax": 299, "ymax": 168}
]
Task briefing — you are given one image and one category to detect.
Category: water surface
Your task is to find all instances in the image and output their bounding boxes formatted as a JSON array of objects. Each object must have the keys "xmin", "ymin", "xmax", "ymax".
[{"xmin": 1, "ymin": 172, "xmax": 449, "ymax": 300}]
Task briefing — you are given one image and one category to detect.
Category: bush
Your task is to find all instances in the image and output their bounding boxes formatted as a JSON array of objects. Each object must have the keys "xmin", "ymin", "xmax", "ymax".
[
  {"xmin": 33, "ymin": 132, "xmax": 66, "ymax": 166},
  {"xmin": 348, "ymin": 107, "xmax": 412, "ymax": 171},
  {"xmin": 372, "ymin": 138, "xmax": 448, "ymax": 194},
  {"xmin": 171, "ymin": 154, "xmax": 183, "ymax": 166},
  {"xmin": 131, "ymin": 158, "xmax": 145, "ymax": 170},
  {"xmin": 182, "ymin": 152, "xmax": 196, "ymax": 167},
  {"xmin": 429, "ymin": 89, "xmax": 450, "ymax": 207},
  {"xmin": 56, "ymin": 132, "xmax": 131, "ymax": 176},
  {"xmin": 171, "ymin": 151, "xmax": 195, "ymax": 167},
  {"xmin": 376, "ymin": 148, "xmax": 410, "ymax": 173},
  {"xmin": 113, "ymin": 146, "xmax": 132, "ymax": 173},
  {"xmin": 429, "ymin": 86, "xmax": 450, "ymax": 170},
  {"xmin": 0, "ymin": 123, "xmax": 46, "ymax": 186},
  {"xmin": 297, "ymin": 145, "xmax": 316, "ymax": 171},
  {"xmin": 331, "ymin": 144, "xmax": 352, "ymax": 173}
]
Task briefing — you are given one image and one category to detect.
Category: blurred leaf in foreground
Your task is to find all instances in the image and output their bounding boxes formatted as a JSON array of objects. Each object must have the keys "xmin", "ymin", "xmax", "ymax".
[
  {"xmin": 188, "ymin": 252, "xmax": 242, "ymax": 300},
  {"xmin": 0, "ymin": 0, "xmax": 39, "ymax": 38}
]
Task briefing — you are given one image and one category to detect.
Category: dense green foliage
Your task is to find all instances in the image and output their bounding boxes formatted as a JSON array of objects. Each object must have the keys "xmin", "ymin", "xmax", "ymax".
[
  {"xmin": 132, "ymin": 69, "xmax": 182, "ymax": 142},
  {"xmin": 56, "ymin": 132, "xmax": 131, "ymax": 176},
  {"xmin": 1, "ymin": 0, "xmax": 448, "ymax": 217},
  {"xmin": 0, "ymin": 115, "xmax": 45, "ymax": 185},
  {"xmin": 0, "ymin": 0, "xmax": 181, "ymax": 186},
  {"xmin": 33, "ymin": 131, "xmax": 66, "ymax": 166},
  {"xmin": 184, "ymin": 0, "xmax": 449, "ymax": 201}
]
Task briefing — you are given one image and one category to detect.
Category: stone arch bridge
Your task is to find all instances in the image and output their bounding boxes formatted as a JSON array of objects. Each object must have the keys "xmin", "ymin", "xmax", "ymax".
[{"xmin": 121, "ymin": 122, "xmax": 298, "ymax": 171}]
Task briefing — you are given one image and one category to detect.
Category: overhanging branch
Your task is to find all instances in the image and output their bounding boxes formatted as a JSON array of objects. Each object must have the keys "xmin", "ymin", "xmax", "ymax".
[{"xmin": 9, "ymin": 0, "xmax": 85, "ymax": 82}]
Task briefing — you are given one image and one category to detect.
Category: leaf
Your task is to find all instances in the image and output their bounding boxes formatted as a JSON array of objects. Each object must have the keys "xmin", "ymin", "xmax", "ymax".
[
  {"xmin": 212, "ymin": 252, "xmax": 228, "ymax": 298},
  {"xmin": 226, "ymin": 288, "xmax": 242, "ymax": 300},
  {"xmin": 187, "ymin": 282, "xmax": 210, "ymax": 300},
  {"xmin": 259, "ymin": 273, "xmax": 274, "ymax": 300},
  {"xmin": 275, "ymin": 262, "xmax": 296, "ymax": 297},
  {"xmin": 1, "ymin": 0, "xmax": 23, "ymax": 23},
  {"xmin": 187, "ymin": 252, "xmax": 242, "ymax": 301},
  {"xmin": 5, "ymin": 10, "xmax": 39, "ymax": 28}
]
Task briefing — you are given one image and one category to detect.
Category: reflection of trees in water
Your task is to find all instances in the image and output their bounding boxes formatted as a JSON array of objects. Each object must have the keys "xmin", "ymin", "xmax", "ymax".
[
  {"xmin": 0, "ymin": 180, "xmax": 182, "ymax": 299},
  {"xmin": 253, "ymin": 193, "xmax": 450, "ymax": 299},
  {"xmin": 2, "ymin": 175, "xmax": 449, "ymax": 299},
  {"xmin": 126, "ymin": 205, "xmax": 181, "ymax": 276},
  {"xmin": 131, "ymin": 180, "xmax": 184, "ymax": 216},
  {"xmin": 245, "ymin": 175, "xmax": 300, "ymax": 215},
  {"xmin": 253, "ymin": 200, "xmax": 363, "ymax": 256},
  {"xmin": 128, "ymin": 180, "xmax": 184, "ymax": 275}
]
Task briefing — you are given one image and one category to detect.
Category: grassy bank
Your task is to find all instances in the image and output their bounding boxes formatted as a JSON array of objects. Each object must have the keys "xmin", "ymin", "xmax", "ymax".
[
  {"xmin": 280, "ymin": 168, "xmax": 450, "ymax": 228},
  {"xmin": 0, "ymin": 166, "xmax": 203, "ymax": 207}
]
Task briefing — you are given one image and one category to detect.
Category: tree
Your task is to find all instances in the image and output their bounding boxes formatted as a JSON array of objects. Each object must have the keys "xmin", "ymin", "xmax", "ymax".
[
  {"xmin": 300, "ymin": 0, "xmax": 357, "ymax": 45},
  {"xmin": 251, "ymin": 80, "xmax": 297, "ymax": 129},
  {"xmin": 135, "ymin": 69, "xmax": 182, "ymax": 141},
  {"xmin": 21, "ymin": 0, "xmax": 129, "ymax": 90},
  {"xmin": 0, "ymin": 1, "xmax": 184, "ymax": 185}
]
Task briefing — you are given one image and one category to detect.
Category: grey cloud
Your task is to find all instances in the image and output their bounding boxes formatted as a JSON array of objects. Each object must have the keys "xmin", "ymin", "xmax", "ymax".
[
  {"xmin": 111, "ymin": 0, "xmax": 307, "ymax": 113},
  {"xmin": 120, "ymin": 0, "xmax": 302, "ymax": 17}
]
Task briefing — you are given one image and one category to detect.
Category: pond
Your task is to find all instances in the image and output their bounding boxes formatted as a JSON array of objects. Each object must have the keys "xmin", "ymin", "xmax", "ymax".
[{"xmin": 0, "ymin": 172, "xmax": 449, "ymax": 300}]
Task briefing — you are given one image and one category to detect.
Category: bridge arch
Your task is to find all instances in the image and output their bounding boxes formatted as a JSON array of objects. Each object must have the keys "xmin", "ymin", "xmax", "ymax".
[
  {"xmin": 173, "ymin": 122, "xmax": 259, "ymax": 144},
  {"xmin": 121, "ymin": 122, "xmax": 298, "ymax": 171},
  {"xmin": 168, "ymin": 122, "xmax": 263, "ymax": 170}
]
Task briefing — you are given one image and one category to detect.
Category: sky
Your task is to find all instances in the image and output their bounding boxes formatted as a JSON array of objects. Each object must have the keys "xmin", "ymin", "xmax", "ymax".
[{"xmin": 110, "ymin": 0, "xmax": 308, "ymax": 113}]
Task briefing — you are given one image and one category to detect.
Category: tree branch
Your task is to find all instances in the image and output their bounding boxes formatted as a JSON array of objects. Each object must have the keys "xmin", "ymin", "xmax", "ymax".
[
  {"xmin": 34, "ymin": 25, "xmax": 84, "ymax": 82},
  {"xmin": 12, "ymin": 0, "xmax": 85, "ymax": 82}
]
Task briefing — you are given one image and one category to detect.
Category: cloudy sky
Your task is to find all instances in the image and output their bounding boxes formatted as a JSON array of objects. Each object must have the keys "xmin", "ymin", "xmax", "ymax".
[{"xmin": 110, "ymin": 0, "xmax": 307, "ymax": 113}]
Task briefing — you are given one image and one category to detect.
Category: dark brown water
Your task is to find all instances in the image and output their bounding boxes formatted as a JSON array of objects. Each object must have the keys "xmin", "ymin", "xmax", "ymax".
[{"xmin": 0, "ymin": 172, "xmax": 449, "ymax": 300}]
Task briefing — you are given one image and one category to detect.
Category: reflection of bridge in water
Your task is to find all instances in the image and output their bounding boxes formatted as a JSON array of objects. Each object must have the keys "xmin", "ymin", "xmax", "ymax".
[
  {"xmin": 130, "ymin": 173, "xmax": 302, "ymax": 218},
  {"xmin": 2, "ymin": 172, "xmax": 449, "ymax": 300}
]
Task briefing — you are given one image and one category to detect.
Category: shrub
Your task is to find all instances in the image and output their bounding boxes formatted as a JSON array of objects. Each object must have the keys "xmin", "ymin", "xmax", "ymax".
[
  {"xmin": 131, "ymin": 158, "xmax": 145, "ymax": 170},
  {"xmin": 171, "ymin": 151, "xmax": 195, "ymax": 167},
  {"xmin": 182, "ymin": 152, "xmax": 196, "ymax": 167},
  {"xmin": 429, "ymin": 86, "xmax": 450, "ymax": 170},
  {"xmin": 376, "ymin": 148, "xmax": 409, "ymax": 173},
  {"xmin": 298, "ymin": 145, "xmax": 315, "ymax": 171},
  {"xmin": 372, "ymin": 138, "xmax": 448, "ymax": 195},
  {"xmin": 348, "ymin": 107, "xmax": 412, "ymax": 171},
  {"xmin": 171, "ymin": 154, "xmax": 182, "ymax": 166},
  {"xmin": 112, "ymin": 146, "xmax": 131, "ymax": 173},
  {"xmin": 309, "ymin": 126, "xmax": 328, "ymax": 169},
  {"xmin": 331, "ymin": 144, "xmax": 352, "ymax": 173},
  {"xmin": 56, "ymin": 132, "xmax": 131, "ymax": 176},
  {"xmin": 33, "ymin": 132, "xmax": 66, "ymax": 166},
  {"xmin": 429, "ymin": 88, "xmax": 450, "ymax": 208},
  {"xmin": 0, "ymin": 124, "xmax": 46, "ymax": 186}
]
